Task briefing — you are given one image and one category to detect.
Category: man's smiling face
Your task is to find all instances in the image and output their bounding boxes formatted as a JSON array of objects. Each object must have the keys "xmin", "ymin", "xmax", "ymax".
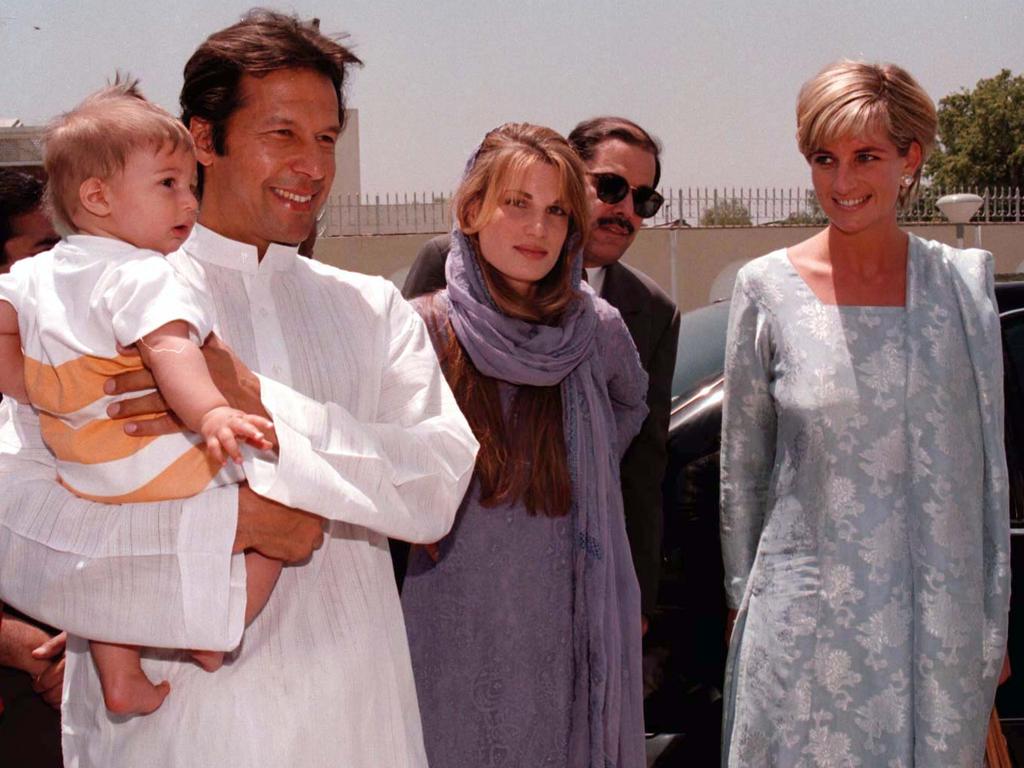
[{"xmin": 193, "ymin": 67, "xmax": 341, "ymax": 256}]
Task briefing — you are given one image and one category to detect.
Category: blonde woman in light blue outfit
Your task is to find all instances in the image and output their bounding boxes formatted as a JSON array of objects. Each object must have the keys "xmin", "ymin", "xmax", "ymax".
[{"xmin": 720, "ymin": 60, "xmax": 1010, "ymax": 766}]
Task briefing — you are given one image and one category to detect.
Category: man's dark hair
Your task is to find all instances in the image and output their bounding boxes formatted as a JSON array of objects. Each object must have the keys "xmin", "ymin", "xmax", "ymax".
[
  {"xmin": 568, "ymin": 116, "xmax": 662, "ymax": 188},
  {"xmin": 0, "ymin": 170, "xmax": 45, "ymax": 258},
  {"xmin": 180, "ymin": 9, "xmax": 362, "ymax": 159}
]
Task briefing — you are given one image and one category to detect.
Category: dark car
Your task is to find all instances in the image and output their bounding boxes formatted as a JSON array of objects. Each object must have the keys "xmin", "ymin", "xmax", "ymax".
[{"xmin": 644, "ymin": 280, "xmax": 1024, "ymax": 765}]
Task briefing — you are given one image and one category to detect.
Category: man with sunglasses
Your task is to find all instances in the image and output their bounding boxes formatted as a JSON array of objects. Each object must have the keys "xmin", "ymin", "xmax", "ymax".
[
  {"xmin": 567, "ymin": 117, "xmax": 679, "ymax": 634},
  {"xmin": 402, "ymin": 117, "xmax": 680, "ymax": 633}
]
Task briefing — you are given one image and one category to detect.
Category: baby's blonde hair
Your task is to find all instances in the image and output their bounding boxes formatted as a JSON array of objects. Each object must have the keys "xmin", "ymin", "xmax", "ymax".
[
  {"xmin": 796, "ymin": 60, "xmax": 936, "ymax": 205},
  {"xmin": 44, "ymin": 78, "xmax": 194, "ymax": 232}
]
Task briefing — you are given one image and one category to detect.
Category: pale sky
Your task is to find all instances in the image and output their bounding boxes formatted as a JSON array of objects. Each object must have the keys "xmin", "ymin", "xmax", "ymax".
[{"xmin": 3, "ymin": 0, "xmax": 1023, "ymax": 195}]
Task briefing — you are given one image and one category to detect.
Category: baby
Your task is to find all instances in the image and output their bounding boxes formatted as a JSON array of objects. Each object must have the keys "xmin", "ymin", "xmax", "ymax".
[{"xmin": 0, "ymin": 82, "xmax": 283, "ymax": 716}]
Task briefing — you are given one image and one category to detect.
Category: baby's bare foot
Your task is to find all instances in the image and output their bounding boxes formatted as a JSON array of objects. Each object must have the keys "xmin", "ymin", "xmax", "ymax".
[
  {"xmin": 191, "ymin": 649, "xmax": 225, "ymax": 672},
  {"xmin": 101, "ymin": 673, "xmax": 170, "ymax": 716}
]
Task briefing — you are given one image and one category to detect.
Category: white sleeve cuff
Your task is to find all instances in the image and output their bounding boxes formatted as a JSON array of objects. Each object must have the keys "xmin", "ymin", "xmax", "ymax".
[
  {"xmin": 242, "ymin": 375, "xmax": 379, "ymax": 518},
  {"xmin": 178, "ymin": 483, "xmax": 246, "ymax": 651},
  {"xmin": 241, "ymin": 375, "xmax": 320, "ymax": 505}
]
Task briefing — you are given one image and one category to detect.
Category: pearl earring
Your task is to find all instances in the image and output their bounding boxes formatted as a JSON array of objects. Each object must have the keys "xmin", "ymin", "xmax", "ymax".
[{"xmin": 900, "ymin": 174, "xmax": 914, "ymax": 188}]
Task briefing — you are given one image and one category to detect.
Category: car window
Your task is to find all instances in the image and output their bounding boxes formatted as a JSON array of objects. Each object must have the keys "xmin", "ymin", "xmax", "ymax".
[{"xmin": 672, "ymin": 302, "xmax": 730, "ymax": 398}]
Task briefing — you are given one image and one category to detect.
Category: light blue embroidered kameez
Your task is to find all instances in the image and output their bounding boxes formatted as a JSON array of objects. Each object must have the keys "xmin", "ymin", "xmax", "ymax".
[{"xmin": 720, "ymin": 236, "xmax": 1010, "ymax": 767}]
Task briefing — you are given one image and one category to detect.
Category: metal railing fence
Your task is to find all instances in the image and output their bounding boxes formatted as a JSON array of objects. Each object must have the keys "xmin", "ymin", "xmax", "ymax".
[
  {"xmin": 320, "ymin": 193, "xmax": 453, "ymax": 236},
  {"xmin": 319, "ymin": 186, "xmax": 1024, "ymax": 236}
]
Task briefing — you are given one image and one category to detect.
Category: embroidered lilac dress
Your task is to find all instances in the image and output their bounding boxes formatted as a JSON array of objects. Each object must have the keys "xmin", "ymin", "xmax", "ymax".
[{"xmin": 720, "ymin": 237, "xmax": 1009, "ymax": 767}]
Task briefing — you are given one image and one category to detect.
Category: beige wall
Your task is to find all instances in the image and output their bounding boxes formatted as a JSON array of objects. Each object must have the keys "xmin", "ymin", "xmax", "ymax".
[
  {"xmin": 314, "ymin": 223, "xmax": 1024, "ymax": 315},
  {"xmin": 330, "ymin": 108, "xmax": 361, "ymax": 199}
]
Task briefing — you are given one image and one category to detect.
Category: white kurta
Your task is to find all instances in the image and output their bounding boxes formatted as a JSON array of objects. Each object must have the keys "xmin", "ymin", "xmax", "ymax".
[{"xmin": 0, "ymin": 224, "xmax": 479, "ymax": 768}]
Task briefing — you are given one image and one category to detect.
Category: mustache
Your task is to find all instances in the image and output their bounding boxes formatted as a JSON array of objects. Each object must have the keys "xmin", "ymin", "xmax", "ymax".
[{"xmin": 596, "ymin": 215, "xmax": 635, "ymax": 235}]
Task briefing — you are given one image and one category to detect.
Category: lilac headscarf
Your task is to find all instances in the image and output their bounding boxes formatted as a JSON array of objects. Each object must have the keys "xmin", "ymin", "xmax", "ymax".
[{"xmin": 444, "ymin": 223, "xmax": 647, "ymax": 767}]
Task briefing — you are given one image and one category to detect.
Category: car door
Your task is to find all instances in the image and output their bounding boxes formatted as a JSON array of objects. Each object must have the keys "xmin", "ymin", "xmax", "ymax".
[{"xmin": 995, "ymin": 307, "xmax": 1024, "ymax": 730}]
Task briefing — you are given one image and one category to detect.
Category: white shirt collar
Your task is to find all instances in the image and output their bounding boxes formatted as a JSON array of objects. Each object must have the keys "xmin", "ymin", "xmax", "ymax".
[
  {"xmin": 63, "ymin": 234, "xmax": 150, "ymax": 261},
  {"xmin": 181, "ymin": 224, "xmax": 299, "ymax": 274},
  {"xmin": 584, "ymin": 265, "xmax": 607, "ymax": 297}
]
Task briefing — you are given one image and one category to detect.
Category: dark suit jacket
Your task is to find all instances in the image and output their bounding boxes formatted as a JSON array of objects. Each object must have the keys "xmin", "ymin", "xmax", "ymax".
[
  {"xmin": 599, "ymin": 260, "xmax": 680, "ymax": 615},
  {"xmin": 401, "ymin": 235, "xmax": 680, "ymax": 615}
]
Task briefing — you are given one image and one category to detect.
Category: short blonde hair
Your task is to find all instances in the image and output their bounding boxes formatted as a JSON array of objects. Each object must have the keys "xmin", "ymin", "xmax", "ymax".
[
  {"xmin": 796, "ymin": 60, "xmax": 936, "ymax": 205},
  {"xmin": 44, "ymin": 79, "xmax": 194, "ymax": 232},
  {"xmin": 454, "ymin": 123, "xmax": 589, "ymax": 323}
]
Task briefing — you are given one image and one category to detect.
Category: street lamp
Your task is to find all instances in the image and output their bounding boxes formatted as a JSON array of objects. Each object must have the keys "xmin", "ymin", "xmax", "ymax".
[{"xmin": 936, "ymin": 193, "xmax": 984, "ymax": 248}]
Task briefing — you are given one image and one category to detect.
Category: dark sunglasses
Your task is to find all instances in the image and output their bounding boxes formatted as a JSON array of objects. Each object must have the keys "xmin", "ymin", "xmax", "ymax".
[{"xmin": 589, "ymin": 172, "xmax": 664, "ymax": 218}]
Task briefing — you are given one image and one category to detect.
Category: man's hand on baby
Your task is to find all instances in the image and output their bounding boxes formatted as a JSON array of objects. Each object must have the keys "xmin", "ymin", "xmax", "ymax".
[
  {"xmin": 104, "ymin": 342, "xmax": 180, "ymax": 434},
  {"xmin": 105, "ymin": 338, "xmax": 279, "ymax": 451},
  {"xmin": 200, "ymin": 406, "xmax": 274, "ymax": 464}
]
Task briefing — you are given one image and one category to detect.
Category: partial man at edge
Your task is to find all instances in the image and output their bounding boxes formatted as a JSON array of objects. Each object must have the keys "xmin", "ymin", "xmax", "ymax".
[
  {"xmin": 0, "ymin": 170, "xmax": 64, "ymax": 768},
  {"xmin": 402, "ymin": 117, "xmax": 680, "ymax": 626},
  {"xmin": 0, "ymin": 170, "xmax": 60, "ymax": 274},
  {"xmin": 0, "ymin": 10, "xmax": 478, "ymax": 768}
]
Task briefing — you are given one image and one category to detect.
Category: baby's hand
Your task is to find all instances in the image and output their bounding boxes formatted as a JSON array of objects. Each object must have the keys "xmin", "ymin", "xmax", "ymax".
[{"xmin": 200, "ymin": 406, "xmax": 274, "ymax": 465}]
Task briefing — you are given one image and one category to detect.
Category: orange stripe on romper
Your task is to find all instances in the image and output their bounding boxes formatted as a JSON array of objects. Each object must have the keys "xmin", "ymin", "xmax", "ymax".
[
  {"xmin": 39, "ymin": 413, "xmax": 161, "ymax": 464},
  {"xmin": 60, "ymin": 443, "xmax": 224, "ymax": 503},
  {"xmin": 23, "ymin": 353, "xmax": 142, "ymax": 416}
]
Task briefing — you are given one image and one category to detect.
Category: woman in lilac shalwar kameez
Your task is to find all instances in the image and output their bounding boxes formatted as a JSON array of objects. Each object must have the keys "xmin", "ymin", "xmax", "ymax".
[{"xmin": 401, "ymin": 123, "xmax": 648, "ymax": 768}]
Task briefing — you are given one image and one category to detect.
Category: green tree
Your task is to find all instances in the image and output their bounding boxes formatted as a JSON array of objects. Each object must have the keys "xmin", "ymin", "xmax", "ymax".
[
  {"xmin": 700, "ymin": 198, "xmax": 752, "ymax": 226},
  {"xmin": 926, "ymin": 69, "xmax": 1024, "ymax": 189}
]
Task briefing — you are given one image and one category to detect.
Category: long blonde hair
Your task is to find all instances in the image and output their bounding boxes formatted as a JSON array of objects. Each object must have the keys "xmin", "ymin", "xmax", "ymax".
[{"xmin": 434, "ymin": 123, "xmax": 591, "ymax": 517}]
